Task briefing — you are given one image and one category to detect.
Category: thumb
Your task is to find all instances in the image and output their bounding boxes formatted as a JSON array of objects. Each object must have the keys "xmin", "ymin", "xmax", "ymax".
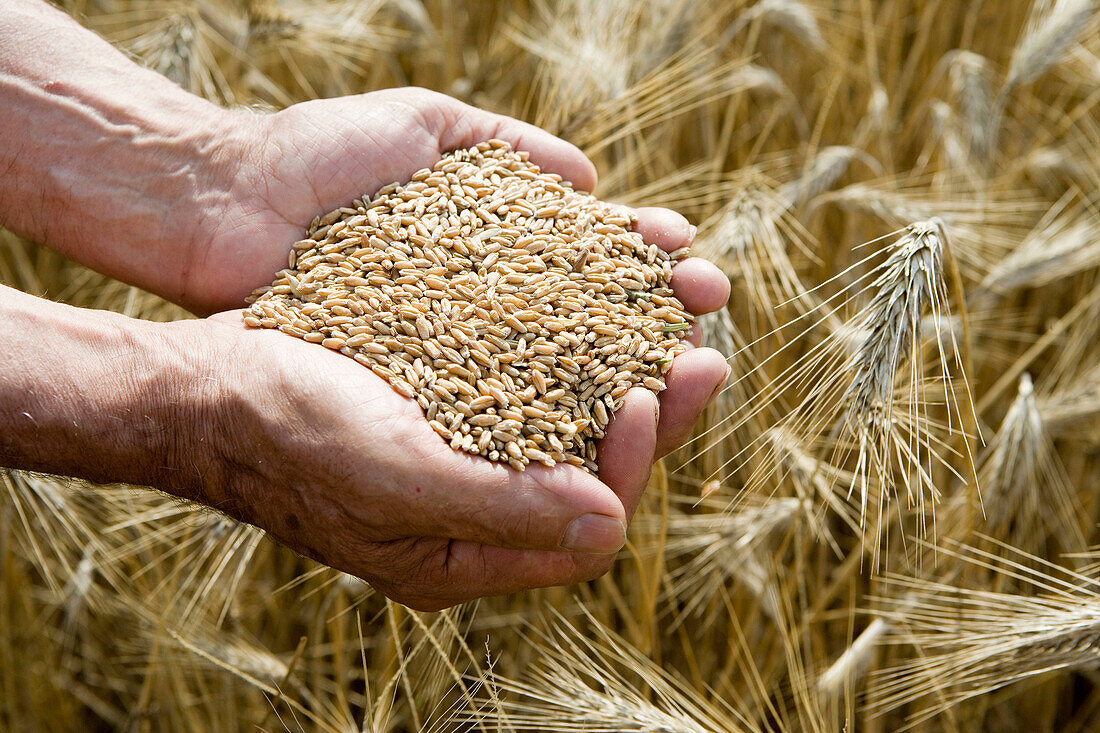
[
  {"xmin": 401, "ymin": 389, "xmax": 661, "ymax": 551},
  {"xmin": 597, "ymin": 388, "xmax": 661, "ymax": 521},
  {"xmin": 411, "ymin": 455, "xmax": 629, "ymax": 555}
]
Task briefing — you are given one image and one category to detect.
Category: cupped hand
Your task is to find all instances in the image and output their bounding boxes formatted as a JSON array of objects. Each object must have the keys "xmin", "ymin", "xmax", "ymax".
[
  {"xmin": 192, "ymin": 312, "xmax": 639, "ymax": 611},
  {"xmin": 195, "ymin": 87, "xmax": 730, "ymax": 455},
  {"xmin": 194, "ymin": 301, "xmax": 721, "ymax": 611},
  {"xmin": 179, "ymin": 87, "xmax": 730, "ymax": 608}
]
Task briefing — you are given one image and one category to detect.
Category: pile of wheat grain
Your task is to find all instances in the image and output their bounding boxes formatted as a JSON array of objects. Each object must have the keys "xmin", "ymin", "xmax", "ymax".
[{"xmin": 245, "ymin": 139, "xmax": 691, "ymax": 472}]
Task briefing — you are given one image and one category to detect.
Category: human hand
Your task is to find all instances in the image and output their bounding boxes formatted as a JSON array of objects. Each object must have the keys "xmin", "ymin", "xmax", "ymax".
[
  {"xmin": 182, "ymin": 223, "xmax": 728, "ymax": 609},
  {"xmin": 178, "ymin": 307, "xmax": 705, "ymax": 610},
  {"xmin": 171, "ymin": 88, "xmax": 730, "ymax": 608},
  {"xmin": 193, "ymin": 87, "xmax": 730, "ymax": 453},
  {"xmin": 188, "ymin": 87, "xmax": 727, "ymax": 317}
]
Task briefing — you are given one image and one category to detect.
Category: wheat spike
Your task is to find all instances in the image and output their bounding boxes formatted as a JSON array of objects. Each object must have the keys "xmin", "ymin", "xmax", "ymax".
[
  {"xmin": 943, "ymin": 50, "xmax": 996, "ymax": 163},
  {"xmin": 815, "ymin": 617, "xmax": 890, "ymax": 699},
  {"xmin": 456, "ymin": 610, "xmax": 754, "ymax": 732},
  {"xmin": 1037, "ymin": 362, "xmax": 1100, "ymax": 437},
  {"xmin": 868, "ymin": 541, "xmax": 1100, "ymax": 725},
  {"xmin": 973, "ymin": 197, "xmax": 1100, "ymax": 302},
  {"xmin": 724, "ymin": 0, "xmax": 824, "ymax": 52},
  {"xmin": 779, "ymin": 145, "xmax": 881, "ymax": 209},
  {"xmin": 689, "ymin": 220, "xmax": 974, "ymax": 563},
  {"xmin": 660, "ymin": 494, "xmax": 800, "ymax": 625},
  {"xmin": 977, "ymin": 374, "xmax": 1084, "ymax": 551},
  {"xmin": 1005, "ymin": 0, "xmax": 1096, "ymax": 92},
  {"xmin": 694, "ymin": 176, "xmax": 820, "ymax": 329},
  {"xmin": 839, "ymin": 220, "xmax": 960, "ymax": 532}
]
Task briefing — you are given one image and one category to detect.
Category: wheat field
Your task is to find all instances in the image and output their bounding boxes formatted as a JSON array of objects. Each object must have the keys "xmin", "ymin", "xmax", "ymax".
[{"xmin": 4, "ymin": 0, "xmax": 1100, "ymax": 730}]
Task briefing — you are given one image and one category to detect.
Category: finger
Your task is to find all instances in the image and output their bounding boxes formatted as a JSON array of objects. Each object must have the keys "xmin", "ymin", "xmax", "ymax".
[
  {"xmin": 655, "ymin": 347, "xmax": 730, "ymax": 458},
  {"xmin": 410, "ymin": 455, "xmax": 628, "ymax": 555},
  {"xmin": 631, "ymin": 206, "xmax": 695, "ymax": 252},
  {"xmin": 430, "ymin": 543, "xmax": 617, "ymax": 610},
  {"xmin": 597, "ymin": 388, "xmax": 660, "ymax": 521},
  {"xmin": 685, "ymin": 327, "xmax": 703, "ymax": 348},
  {"xmin": 433, "ymin": 96, "xmax": 598, "ymax": 192},
  {"xmin": 625, "ymin": 207, "xmax": 731, "ymax": 314},
  {"xmin": 373, "ymin": 539, "xmax": 617, "ymax": 611},
  {"xmin": 671, "ymin": 257, "xmax": 732, "ymax": 315}
]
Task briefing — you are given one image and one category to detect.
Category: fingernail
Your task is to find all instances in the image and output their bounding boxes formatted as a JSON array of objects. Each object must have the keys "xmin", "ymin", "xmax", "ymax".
[
  {"xmin": 688, "ymin": 224, "xmax": 698, "ymax": 240},
  {"xmin": 710, "ymin": 365, "xmax": 732, "ymax": 401},
  {"xmin": 561, "ymin": 514, "xmax": 626, "ymax": 553}
]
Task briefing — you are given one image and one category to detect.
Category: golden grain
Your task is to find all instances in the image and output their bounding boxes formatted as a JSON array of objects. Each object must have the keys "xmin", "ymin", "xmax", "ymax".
[{"xmin": 246, "ymin": 142, "xmax": 690, "ymax": 471}]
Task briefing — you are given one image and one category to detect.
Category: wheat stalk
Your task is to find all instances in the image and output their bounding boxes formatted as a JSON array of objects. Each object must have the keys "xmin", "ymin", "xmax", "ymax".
[{"xmin": 691, "ymin": 220, "xmax": 973, "ymax": 560}]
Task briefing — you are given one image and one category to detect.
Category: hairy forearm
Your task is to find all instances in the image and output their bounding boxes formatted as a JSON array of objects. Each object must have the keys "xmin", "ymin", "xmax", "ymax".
[
  {"xmin": 0, "ymin": 284, "xmax": 206, "ymax": 490},
  {"xmin": 0, "ymin": 0, "xmax": 244, "ymax": 307}
]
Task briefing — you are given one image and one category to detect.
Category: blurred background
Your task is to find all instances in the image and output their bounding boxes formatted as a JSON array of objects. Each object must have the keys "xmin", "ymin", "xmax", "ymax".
[{"xmin": 4, "ymin": 0, "xmax": 1100, "ymax": 730}]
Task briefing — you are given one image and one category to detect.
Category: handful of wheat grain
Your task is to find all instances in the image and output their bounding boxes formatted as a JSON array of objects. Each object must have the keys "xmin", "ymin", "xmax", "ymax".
[{"xmin": 246, "ymin": 140, "xmax": 691, "ymax": 472}]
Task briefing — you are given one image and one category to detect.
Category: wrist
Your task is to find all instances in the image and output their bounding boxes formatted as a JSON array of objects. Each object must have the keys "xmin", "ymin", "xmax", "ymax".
[
  {"xmin": 142, "ymin": 317, "xmax": 243, "ymax": 509},
  {"xmin": 0, "ymin": 1, "xmax": 258, "ymax": 310},
  {"xmin": 0, "ymin": 289, "xmax": 192, "ymax": 490},
  {"xmin": 145, "ymin": 317, "xmax": 298, "ymax": 531}
]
